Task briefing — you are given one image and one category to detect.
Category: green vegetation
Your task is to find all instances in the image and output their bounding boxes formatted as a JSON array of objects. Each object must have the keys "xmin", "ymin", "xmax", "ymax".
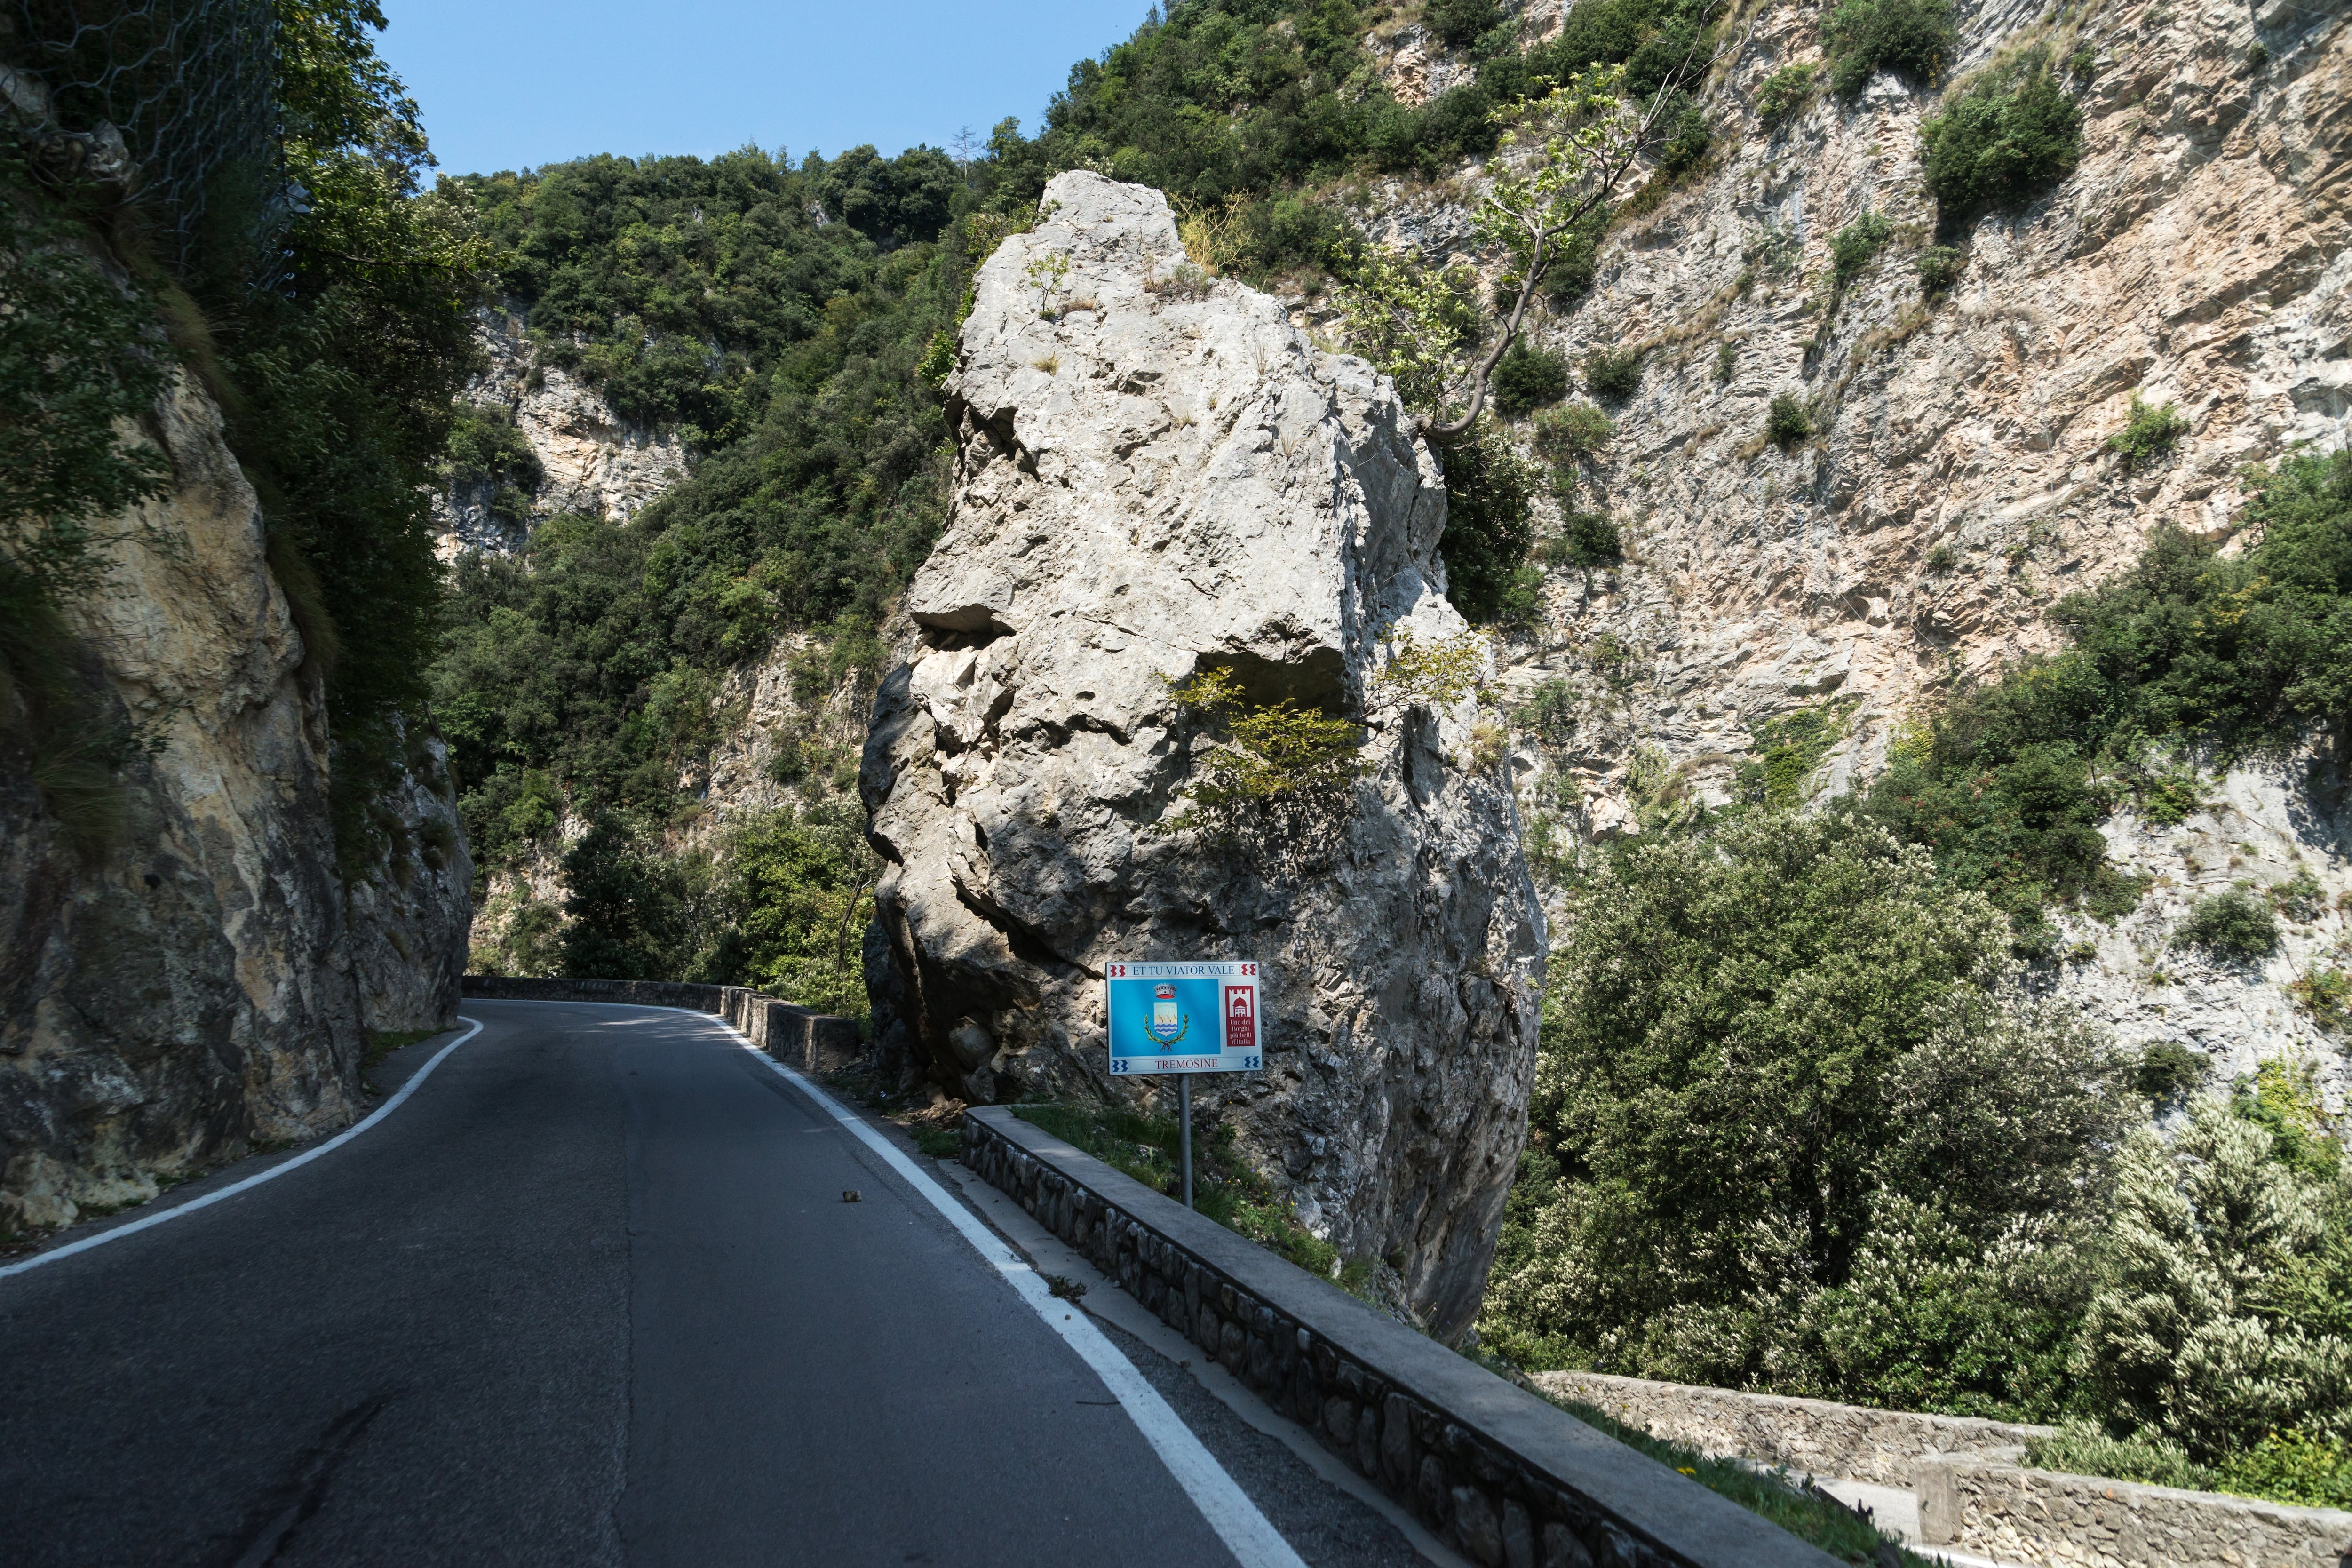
[
  {"xmin": 2173, "ymin": 888, "xmax": 2280, "ymax": 962},
  {"xmin": 1822, "ymin": 0, "xmax": 1956, "ymax": 98},
  {"xmin": 1545, "ymin": 511, "xmax": 1625, "ymax": 572},
  {"xmin": 1915, "ymin": 244, "xmax": 1966, "ymax": 294},
  {"xmin": 1754, "ymin": 62, "xmax": 1816, "ymax": 129},
  {"xmin": 1919, "ymin": 51, "xmax": 2083, "ymax": 226},
  {"xmin": 1483, "ymin": 813, "xmax": 2136, "ymax": 1416},
  {"xmin": 5, "ymin": 2, "xmax": 491, "ymax": 870},
  {"xmin": 1012, "ymin": 1103, "xmax": 1370, "ymax": 1292},
  {"xmin": 1828, "ymin": 210, "xmax": 1892, "ymax": 287},
  {"xmin": 1585, "ymin": 345, "xmax": 1645, "ymax": 400},
  {"xmin": 1845, "ymin": 450, "xmax": 2352, "ymax": 950},
  {"xmin": 2134, "ymin": 1040, "xmax": 2209, "ymax": 1106},
  {"xmin": 1491, "ymin": 342, "xmax": 1571, "ymax": 418},
  {"xmin": 1548, "ymin": 1396, "xmax": 1931, "ymax": 1565},
  {"xmin": 1765, "ymin": 392, "xmax": 1813, "ymax": 447},
  {"xmin": 1438, "ymin": 423, "xmax": 1541, "ymax": 623},
  {"xmin": 2106, "ymin": 395, "xmax": 2189, "ymax": 470},
  {"xmin": 1532, "ymin": 401, "xmax": 1614, "ymax": 467}
]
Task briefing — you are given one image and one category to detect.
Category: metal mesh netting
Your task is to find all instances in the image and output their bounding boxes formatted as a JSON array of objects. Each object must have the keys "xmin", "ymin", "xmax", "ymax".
[{"xmin": 3, "ymin": 0, "xmax": 279, "ymax": 272}]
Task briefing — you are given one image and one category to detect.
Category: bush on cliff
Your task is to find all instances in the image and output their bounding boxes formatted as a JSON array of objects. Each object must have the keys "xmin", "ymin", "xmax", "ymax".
[
  {"xmin": 1479, "ymin": 812, "xmax": 2137, "ymax": 1416},
  {"xmin": 1919, "ymin": 51, "xmax": 2082, "ymax": 226}
]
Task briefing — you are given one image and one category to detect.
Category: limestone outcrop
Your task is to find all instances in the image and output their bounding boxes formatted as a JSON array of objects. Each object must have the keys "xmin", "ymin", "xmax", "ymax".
[
  {"xmin": 862, "ymin": 171, "xmax": 1546, "ymax": 1336},
  {"xmin": 0, "ymin": 368, "xmax": 471, "ymax": 1230}
]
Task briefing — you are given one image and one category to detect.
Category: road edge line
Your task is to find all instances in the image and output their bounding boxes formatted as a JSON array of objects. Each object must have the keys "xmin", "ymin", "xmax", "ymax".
[
  {"xmin": 707, "ymin": 1015, "xmax": 1308, "ymax": 1568},
  {"xmin": 0, "ymin": 1016, "xmax": 486, "ymax": 1283}
]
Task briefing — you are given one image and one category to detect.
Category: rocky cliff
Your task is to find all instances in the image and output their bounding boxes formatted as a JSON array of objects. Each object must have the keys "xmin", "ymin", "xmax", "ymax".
[
  {"xmin": 1387, "ymin": 0, "xmax": 2352, "ymax": 1095},
  {"xmin": 862, "ymin": 172, "xmax": 1547, "ymax": 1335},
  {"xmin": 0, "ymin": 368, "xmax": 471, "ymax": 1232}
]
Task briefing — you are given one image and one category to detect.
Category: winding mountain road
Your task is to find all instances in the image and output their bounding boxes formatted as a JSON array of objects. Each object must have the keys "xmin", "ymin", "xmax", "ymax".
[{"xmin": 0, "ymin": 1001, "xmax": 1428, "ymax": 1568}]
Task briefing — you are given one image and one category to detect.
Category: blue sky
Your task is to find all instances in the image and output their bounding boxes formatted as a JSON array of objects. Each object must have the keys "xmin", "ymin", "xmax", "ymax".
[{"xmin": 376, "ymin": 0, "xmax": 1154, "ymax": 178}]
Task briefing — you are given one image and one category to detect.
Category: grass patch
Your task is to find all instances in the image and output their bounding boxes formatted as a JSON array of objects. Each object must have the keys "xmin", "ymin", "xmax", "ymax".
[
  {"xmin": 1012, "ymin": 1101, "xmax": 1373, "ymax": 1297},
  {"xmin": 1546, "ymin": 1394, "xmax": 1932, "ymax": 1565}
]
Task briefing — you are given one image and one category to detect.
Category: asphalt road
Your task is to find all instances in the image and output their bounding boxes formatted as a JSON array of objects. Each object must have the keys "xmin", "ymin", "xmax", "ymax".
[{"xmin": 0, "ymin": 1000, "xmax": 1416, "ymax": 1568}]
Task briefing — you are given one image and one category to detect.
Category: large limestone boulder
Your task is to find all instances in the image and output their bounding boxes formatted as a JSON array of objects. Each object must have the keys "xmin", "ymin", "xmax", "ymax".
[{"xmin": 862, "ymin": 172, "xmax": 1545, "ymax": 1335}]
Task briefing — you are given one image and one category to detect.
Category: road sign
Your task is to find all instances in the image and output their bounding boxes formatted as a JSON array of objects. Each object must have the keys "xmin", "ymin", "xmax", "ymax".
[{"xmin": 1104, "ymin": 961, "xmax": 1263, "ymax": 1076}]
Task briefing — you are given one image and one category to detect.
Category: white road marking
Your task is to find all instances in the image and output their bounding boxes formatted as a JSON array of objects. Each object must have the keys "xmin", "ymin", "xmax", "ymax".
[
  {"xmin": 710, "ymin": 1015, "xmax": 1309, "ymax": 1568},
  {"xmin": 0, "ymin": 1018, "xmax": 485, "ymax": 1283}
]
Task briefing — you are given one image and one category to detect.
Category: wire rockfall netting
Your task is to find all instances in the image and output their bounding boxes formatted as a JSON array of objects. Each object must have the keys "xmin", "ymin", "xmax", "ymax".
[{"xmin": 2, "ymin": 0, "xmax": 279, "ymax": 273}]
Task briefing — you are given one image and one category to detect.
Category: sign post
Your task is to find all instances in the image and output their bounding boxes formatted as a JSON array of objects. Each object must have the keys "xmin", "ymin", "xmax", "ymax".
[{"xmin": 1105, "ymin": 960, "xmax": 1263, "ymax": 1210}]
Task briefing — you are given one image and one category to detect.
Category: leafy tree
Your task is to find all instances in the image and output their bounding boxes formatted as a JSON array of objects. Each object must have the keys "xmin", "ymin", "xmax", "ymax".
[
  {"xmin": 1481, "ymin": 813, "xmax": 2135, "ymax": 1401},
  {"xmin": 1491, "ymin": 342, "xmax": 1570, "ymax": 418},
  {"xmin": 1438, "ymin": 422, "xmax": 1540, "ymax": 623},
  {"xmin": 703, "ymin": 803, "xmax": 880, "ymax": 1015},
  {"xmin": 2174, "ymin": 889, "xmax": 2279, "ymax": 962},
  {"xmin": 558, "ymin": 812, "xmax": 701, "ymax": 980}
]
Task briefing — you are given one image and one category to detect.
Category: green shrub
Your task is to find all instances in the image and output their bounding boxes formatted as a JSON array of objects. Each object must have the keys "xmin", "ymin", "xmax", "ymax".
[
  {"xmin": 2290, "ymin": 968, "xmax": 2352, "ymax": 1033},
  {"xmin": 1823, "ymin": 0, "xmax": 1957, "ymax": 99},
  {"xmin": 1829, "ymin": 211, "xmax": 1893, "ymax": 287},
  {"xmin": 1765, "ymin": 393, "xmax": 1814, "ymax": 448},
  {"xmin": 1585, "ymin": 346, "xmax": 1644, "ymax": 400},
  {"xmin": 1532, "ymin": 401, "xmax": 1614, "ymax": 464},
  {"xmin": 1755, "ymin": 63, "xmax": 1816, "ymax": 127},
  {"xmin": 1714, "ymin": 338, "xmax": 1738, "ymax": 383},
  {"xmin": 1516, "ymin": 678, "xmax": 1581, "ymax": 745},
  {"xmin": 2217, "ymin": 1430, "xmax": 2352, "ymax": 1509},
  {"xmin": 1481, "ymin": 812, "xmax": 2136, "ymax": 1407},
  {"xmin": 1920, "ymin": 54, "xmax": 2083, "ymax": 223},
  {"xmin": 2026, "ymin": 1423, "xmax": 2216, "ymax": 1490},
  {"xmin": 2106, "ymin": 395, "xmax": 2189, "ymax": 470},
  {"xmin": 2173, "ymin": 889, "xmax": 2279, "ymax": 961},
  {"xmin": 1652, "ymin": 90, "xmax": 1713, "ymax": 178},
  {"xmin": 1426, "ymin": 0, "xmax": 1506, "ymax": 50},
  {"xmin": 1547, "ymin": 510, "xmax": 1624, "ymax": 571},
  {"xmin": 1491, "ymin": 343, "xmax": 1572, "ymax": 418},
  {"xmin": 1915, "ymin": 244, "xmax": 1966, "ymax": 294},
  {"xmin": 2135, "ymin": 1041, "xmax": 2209, "ymax": 1106},
  {"xmin": 1438, "ymin": 421, "xmax": 1540, "ymax": 623}
]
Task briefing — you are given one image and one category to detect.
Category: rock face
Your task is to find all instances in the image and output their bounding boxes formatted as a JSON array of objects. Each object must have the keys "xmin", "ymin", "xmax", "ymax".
[
  {"xmin": 0, "ymin": 369, "xmax": 470, "ymax": 1230},
  {"xmin": 1384, "ymin": 0, "xmax": 2352, "ymax": 1094},
  {"xmin": 862, "ymin": 172, "xmax": 1547, "ymax": 1336},
  {"xmin": 431, "ymin": 305, "xmax": 687, "ymax": 557},
  {"xmin": 343, "ymin": 716, "xmax": 474, "ymax": 1033}
]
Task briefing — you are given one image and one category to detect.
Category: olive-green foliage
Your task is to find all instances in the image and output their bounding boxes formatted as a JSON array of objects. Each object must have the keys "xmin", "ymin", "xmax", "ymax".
[
  {"xmin": 2026, "ymin": 1423, "xmax": 2217, "ymax": 1491},
  {"xmin": 2082, "ymin": 1091, "xmax": 2351, "ymax": 1465},
  {"xmin": 2215, "ymin": 1430, "xmax": 2352, "ymax": 1509},
  {"xmin": 1741, "ymin": 705, "xmax": 1844, "ymax": 808},
  {"xmin": 1542, "ymin": 511, "xmax": 1624, "ymax": 572},
  {"xmin": 698, "ymin": 802, "xmax": 878, "ymax": 1016},
  {"xmin": 1919, "ymin": 52, "xmax": 2082, "ymax": 225},
  {"xmin": 1584, "ymin": 345, "xmax": 1644, "ymax": 400},
  {"xmin": 1480, "ymin": 813, "xmax": 2135, "ymax": 1412},
  {"xmin": 2174, "ymin": 888, "xmax": 2279, "ymax": 961},
  {"xmin": 558, "ymin": 812, "xmax": 707, "ymax": 981},
  {"xmin": 1821, "ymin": 0, "xmax": 1956, "ymax": 99},
  {"xmin": 2292, "ymin": 968, "xmax": 2352, "ymax": 1034},
  {"xmin": 2106, "ymin": 395, "xmax": 2189, "ymax": 470},
  {"xmin": 1491, "ymin": 342, "xmax": 1571, "ymax": 418},
  {"xmin": 1438, "ymin": 421, "xmax": 1540, "ymax": 623},
  {"xmin": 1754, "ymin": 62, "xmax": 1816, "ymax": 128},
  {"xmin": 1828, "ymin": 210, "xmax": 1892, "ymax": 287},
  {"xmin": 1851, "ymin": 452, "xmax": 2352, "ymax": 945},
  {"xmin": 440, "ymin": 404, "xmax": 543, "ymax": 522},
  {"xmin": 1532, "ymin": 401, "xmax": 1613, "ymax": 465},
  {"xmin": 1517, "ymin": 677, "xmax": 1581, "ymax": 745},
  {"xmin": 1915, "ymin": 244, "xmax": 1966, "ymax": 294},
  {"xmin": 2135, "ymin": 1040, "xmax": 2209, "ymax": 1106},
  {"xmin": 1156, "ymin": 666, "xmax": 1367, "ymax": 872},
  {"xmin": 1764, "ymin": 392, "xmax": 1813, "ymax": 447}
]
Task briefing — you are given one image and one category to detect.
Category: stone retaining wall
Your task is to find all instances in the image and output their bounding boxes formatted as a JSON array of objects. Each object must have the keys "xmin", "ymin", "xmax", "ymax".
[
  {"xmin": 716, "ymin": 986, "xmax": 861, "ymax": 1075},
  {"xmin": 1534, "ymin": 1370, "xmax": 2052, "ymax": 1488},
  {"xmin": 459, "ymin": 977, "xmax": 859, "ymax": 1074},
  {"xmin": 1916, "ymin": 1451, "xmax": 2352, "ymax": 1568},
  {"xmin": 961, "ymin": 1107, "xmax": 1840, "ymax": 1568},
  {"xmin": 461, "ymin": 976, "xmax": 725, "ymax": 1011}
]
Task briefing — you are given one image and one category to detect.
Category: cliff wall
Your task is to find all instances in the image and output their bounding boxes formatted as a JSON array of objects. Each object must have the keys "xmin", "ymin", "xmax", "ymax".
[{"xmin": 1, "ymin": 366, "xmax": 471, "ymax": 1231}]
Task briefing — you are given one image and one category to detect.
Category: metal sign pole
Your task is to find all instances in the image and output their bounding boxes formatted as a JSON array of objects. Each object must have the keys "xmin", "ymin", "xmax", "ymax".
[{"xmin": 1179, "ymin": 1072, "xmax": 1193, "ymax": 1210}]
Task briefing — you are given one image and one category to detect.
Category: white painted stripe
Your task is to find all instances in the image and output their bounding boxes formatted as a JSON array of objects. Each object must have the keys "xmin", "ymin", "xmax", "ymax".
[
  {"xmin": 0, "ymin": 1017, "xmax": 486, "ymax": 1283},
  {"xmin": 710, "ymin": 1015, "xmax": 1308, "ymax": 1568}
]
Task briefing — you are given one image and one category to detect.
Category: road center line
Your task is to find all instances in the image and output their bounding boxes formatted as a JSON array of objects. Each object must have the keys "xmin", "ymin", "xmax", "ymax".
[
  {"xmin": 0, "ymin": 1018, "xmax": 486, "ymax": 1283},
  {"xmin": 708, "ymin": 1012, "xmax": 1309, "ymax": 1568}
]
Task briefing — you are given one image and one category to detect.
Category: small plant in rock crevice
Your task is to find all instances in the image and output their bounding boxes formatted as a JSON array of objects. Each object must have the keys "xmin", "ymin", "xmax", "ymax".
[
  {"xmin": 1829, "ymin": 211, "xmax": 1893, "ymax": 288},
  {"xmin": 1755, "ymin": 63, "xmax": 1817, "ymax": 129},
  {"xmin": 1915, "ymin": 245, "xmax": 1967, "ymax": 294},
  {"xmin": 1585, "ymin": 346, "xmax": 1644, "ymax": 400},
  {"xmin": 1765, "ymin": 393, "xmax": 1815, "ymax": 449},
  {"xmin": 2173, "ymin": 888, "xmax": 2280, "ymax": 962},
  {"xmin": 2106, "ymin": 395, "xmax": 2189, "ymax": 471}
]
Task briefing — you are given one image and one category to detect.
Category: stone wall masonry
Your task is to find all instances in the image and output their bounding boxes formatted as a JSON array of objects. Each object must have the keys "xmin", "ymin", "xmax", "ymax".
[
  {"xmin": 1915, "ymin": 1452, "xmax": 2352, "ymax": 1568},
  {"xmin": 460, "ymin": 975, "xmax": 723, "ymax": 1012},
  {"xmin": 456, "ymin": 977, "xmax": 861, "ymax": 1074},
  {"xmin": 961, "ymin": 1107, "xmax": 1841, "ymax": 1568},
  {"xmin": 1534, "ymin": 1370, "xmax": 2053, "ymax": 1489}
]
